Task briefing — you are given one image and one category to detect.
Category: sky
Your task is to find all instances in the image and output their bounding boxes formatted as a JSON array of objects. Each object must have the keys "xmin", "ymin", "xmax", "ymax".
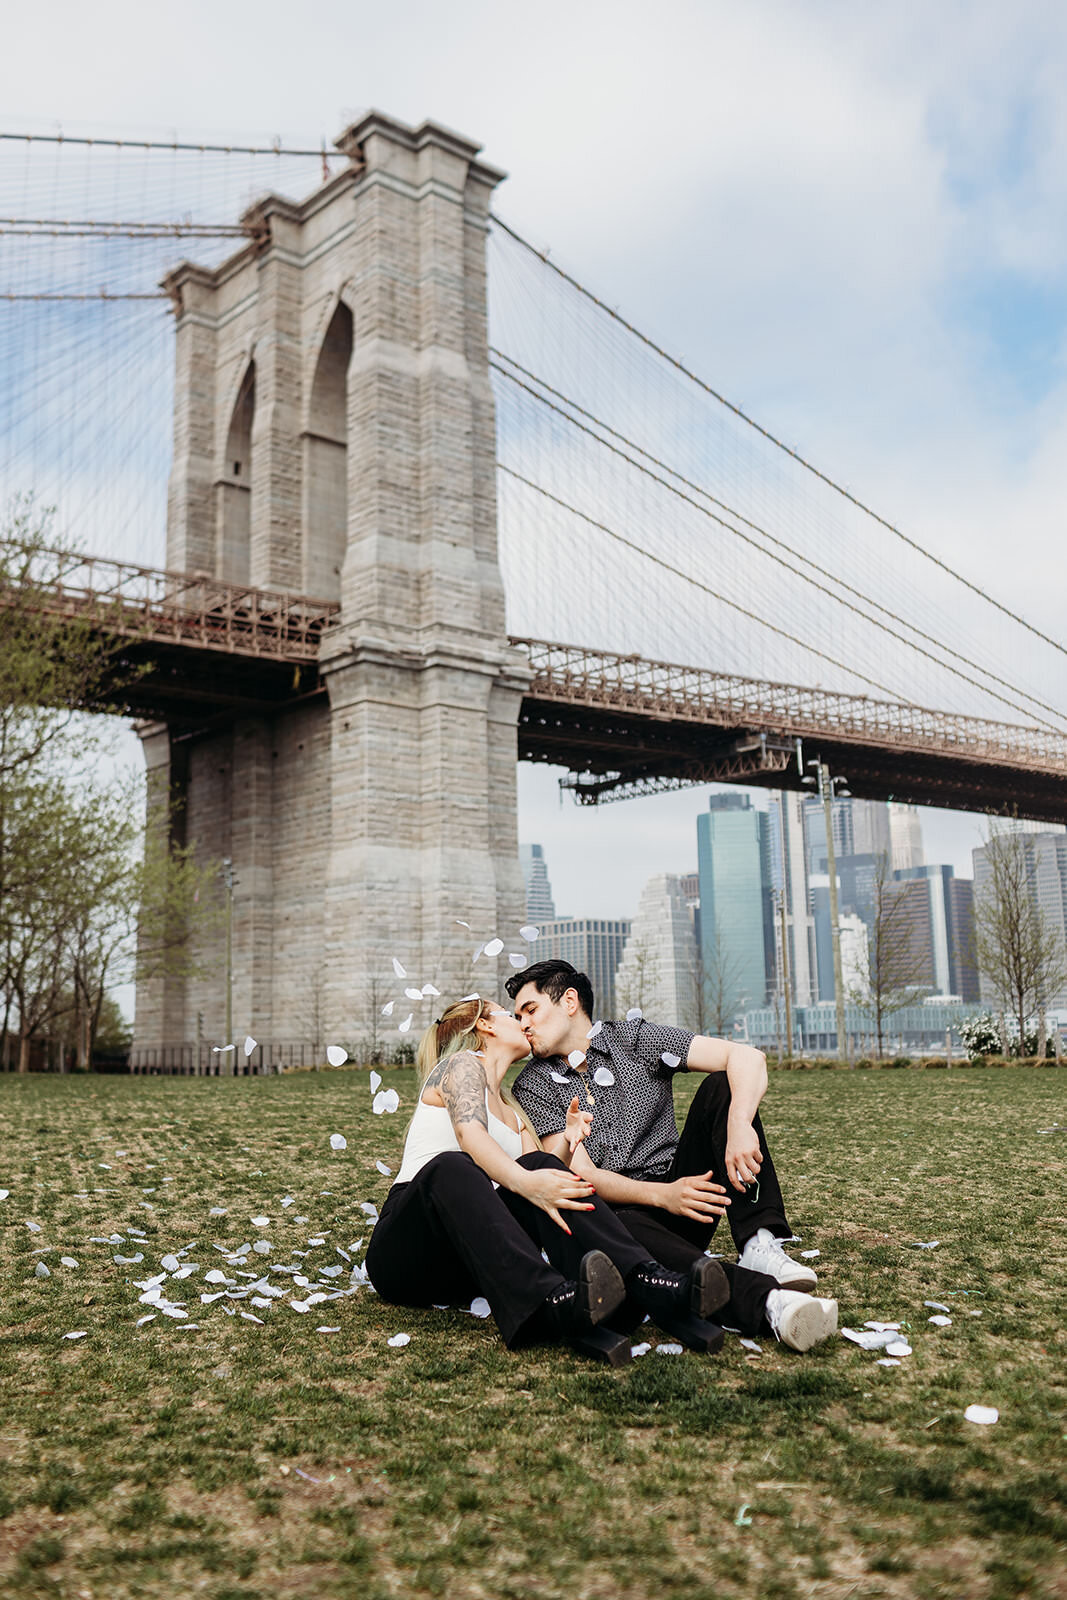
[{"xmin": 3, "ymin": 0, "xmax": 1067, "ymax": 918}]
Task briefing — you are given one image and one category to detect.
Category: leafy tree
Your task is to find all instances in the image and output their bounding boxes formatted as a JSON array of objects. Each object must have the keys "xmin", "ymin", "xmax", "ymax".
[{"xmin": 973, "ymin": 827, "xmax": 1065, "ymax": 1050}]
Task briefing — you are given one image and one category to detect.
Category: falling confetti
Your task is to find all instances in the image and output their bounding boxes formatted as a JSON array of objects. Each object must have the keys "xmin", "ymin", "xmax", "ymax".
[
  {"xmin": 519, "ymin": 925, "xmax": 539, "ymax": 942},
  {"xmin": 460, "ymin": 993, "xmax": 480, "ymax": 1002},
  {"xmin": 508, "ymin": 953, "xmax": 526, "ymax": 967},
  {"xmin": 369, "ymin": 1072, "xmax": 382, "ymax": 1093},
  {"xmin": 484, "ymin": 938, "xmax": 504, "ymax": 958},
  {"xmin": 568, "ymin": 1051, "xmax": 586, "ymax": 1068},
  {"xmin": 392, "ymin": 958, "xmax": 407, "ymax": 978},
  {"xmin": 455, "ymin": 919, "xmax": 471, "ymax": 928},
  {"xmin": 326, "ymin": 1045, "xmax": 348, "ymax": 1067},
  {"xmin": 660, "ymin": 1051, "xmax": 681, "ymax": 1069},
  {"xmin": 587, "ymin": 1021, "xmax": 604, "ymax": 1040},
  {"xmin": 330, "ymin": 1134, "xmax": 348, "ymax": 1152},
  {"xmin": 421, "ymin": 983, "xmax": 440, "ymax": 997},
  {"xmin": 404, "ymin": 988, "xmax": 423, "ymax": 1001},
  {"xmin": 593, "ymin": 1066, "xmax": 615, "ymax": 1087},
  {"xmin": 387, "ymin": 1332, "xmax": 411, "ymax": 1348},
  {"xmin": 398, "ymin": 1014, "xmax": 413, "ymax": 1034},
  {"xmin": 373, "ymin": 1089, "xmax": 400, "ymax": 1116},
  {"xmin": 550, "ymin": 1072, "xmax": 569, "ymax": 1085},
  {"xmin": 375, "ymin": 1160, "xmax": 392, "ymax": 1176},
  {"xmin": 381, "ymin": 1001, "xmax": 395, "ymax": 1017},
  {"xmin": 626, "ymin": 1008, "xmax": 643, "ymax": 1022},
  {"xmin": 243, "ymin": 1036, "xmax": 257, "ymax": 1057},
  {"xmin": 964, "ymin": 1405, "xmax": 999, "ymax": 1425}
]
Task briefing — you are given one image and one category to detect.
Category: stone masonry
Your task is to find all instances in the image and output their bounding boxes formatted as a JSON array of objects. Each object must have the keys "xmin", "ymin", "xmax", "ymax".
[{"xmin": 134, "ymin": 112, "xmax": 530, "ymax": 1057}]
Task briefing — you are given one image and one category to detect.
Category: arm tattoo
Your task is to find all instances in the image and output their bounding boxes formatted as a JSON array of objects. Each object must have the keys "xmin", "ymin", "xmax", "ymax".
[{"xmin": 438, "ymin": 1051, "xmax": 489, "ymax": 1132}]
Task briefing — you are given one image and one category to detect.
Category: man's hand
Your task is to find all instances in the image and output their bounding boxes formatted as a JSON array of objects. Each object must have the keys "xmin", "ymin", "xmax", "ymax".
[
  {"xmin": 655, "ymin": 1171, "xmax": 732, "ymax": 1224},
  {"xmin": 564, "ymin": 1095, "xmax": 593, "ymax": 1156},
  {"xmin": 725, "ymin": 1119, "xmax": 763, "ymax": 1192}
]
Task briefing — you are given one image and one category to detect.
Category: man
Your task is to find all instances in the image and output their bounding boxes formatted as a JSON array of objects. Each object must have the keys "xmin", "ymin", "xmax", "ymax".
[{"xmin": 507, "ymin": 959, "xmax": 837, "ymax": 1353}]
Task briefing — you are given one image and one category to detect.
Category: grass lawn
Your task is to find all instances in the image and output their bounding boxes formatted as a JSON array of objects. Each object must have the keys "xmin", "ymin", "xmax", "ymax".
[{"xmin": 0, "ymin": 1064, "xmax": 1064, "ymax": 1600}]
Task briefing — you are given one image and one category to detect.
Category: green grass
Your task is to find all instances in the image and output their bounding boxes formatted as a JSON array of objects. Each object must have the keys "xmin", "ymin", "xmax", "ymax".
[{"xmin": 0, "ymin": 1065, "xmax": 1064, "ymax": 1599}]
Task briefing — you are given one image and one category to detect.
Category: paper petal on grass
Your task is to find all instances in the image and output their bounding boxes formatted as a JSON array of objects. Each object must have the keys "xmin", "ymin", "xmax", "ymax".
[
  {"xmin": 359, "ymin": 1202, "xmax": 379, "ymax": 1219},
  {"xmin": 62, "ymin": 1330, "xmax": 87, "ymax": 1340},
  {"xmin": 0, "ymin": 1190, "xmax": 8, "ymax": 1200},
  {"xmin": 392, "ymin": 958, "xmax": 407, "ymax": 978},
  {"xmin": 316, "ymin": 1326, "xmax": 341, "ymax": 1333},
  {"xmin": 631, "ymin": 1342, "xmax": 651, "ymax": 1356},
  {"xmin": 330, "ymin": 1134, "xmax": 347, "ymax": 1152},
  {"xmin": 241, "ymin": 1312, "xmax": 265, "ymax": 1324},
  {"xmin": 469, "ymin": 1297, "xmax": 491, "ymax": 1319},
  {"xmin": 924, "ymin": 1300, "xmax": 951, "ymax": 1312},
  {"xmin": 876, "ymin": 1357, "xmax": 902, "ymax": 1367},
  {"xmin": 369, "ymin": 1071, "xmax": 382, "ymax": 1093},
  {"xmin": 381, "ymin": 1002, "xmax": 394, "ymax": 1018},
  {"xmin": 656, "ymin": 1342, "xmax": 684, "ymax": 1355},
  {"xmin": 567, "ymin": 1051, "xmax": 586, "ymax": 1068},
  {"xmin": 593, "ymin": 1066, "xmax": 615, "ymax": 1087},
  {"xmin": 864, "ymin": 1321, "xmax": 901, "ymax": 1332},
  {"xmin": 740, "ymin": 1338, "xmax": 763, "ymax": 1354},
  {"xmin": 60, "ymin": 1257, "xmax": 78, "ymax": 1268},
  {"xmin": 800, "ymin": 1249, "xmax": 820, "ymax": 1259},
  {"xmin": 398, "ymin": 1015, "xmax": 413, "ymax": 1034},
  {"xmin": 209, "ymin": 1207, "xmax": 227, "ymax": 1217},
  {"xmin": 550, "ymin": 1072, "xmax": 569, "ymax": 1085},
  {"xmin": 885, "ymin": 1340, "xmax": 912, "ymax": 1357},
  {"xmin": 626, "ymin": 1008, "xmax": 643, "ymax": 1022},
  {"xmin": 34, "ymin": 1262, "xmax": 50, "ymax": 1278},
  {"xmin": 136, "ymin": 1314, "xmax": 156, "ymax": 1326},
  {"xmin": 734, "ymin": 1503, "xmax": 753, "ymax": 1527},
  {"xmin": 375, "ymin": 1161, "xmax": 392, "ymax": 1176},
  {"xmin": 841, "ymin": 1328, "xmax": 898, "ymax": 1350},
  {"xmin": 25, "ymin": 1220, "xmax": 41, "ymax": 1233},
  {"xmin": 160, "ymin": 1254, "xmax": 180, "ymax": 1272},
  {"xmin": 326, "ymin": 1045, "xmax": 348, "ymax": 1067},
  {"xmin": 251, "ymin": 1216, "xmax": 270, "ymax": 1228},
  {"xmin": 252, "ymin": 1240, "xmax": 271, "ymax": 1255},
  {"xmin": 421, "ymin": 984, "xmax": 440, "ymax": 997},
  {"xmin": 243, "ymin": 1035, "xmax": 257, "ymax": 1057},
  {"xmin": 387, "ymin": 1332, "xmax": 411, "ymax": 1347},
  {"xmin": 519, "ymin": 925, "xmax": 540, "ymax": 942},
  {"xmin": 910, "ymin": 1240, "xmax": 940, "ymax": 1249},
  {"xmin": 964, "ymin": 1404, "xmax": 999, "ymax": 1425}
]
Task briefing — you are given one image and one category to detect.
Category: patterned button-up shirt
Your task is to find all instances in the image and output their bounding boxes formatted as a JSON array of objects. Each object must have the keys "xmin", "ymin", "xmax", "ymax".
[{"xmin": 512, "ymin": 1016, "xmax": 695, "ymax": 1180}]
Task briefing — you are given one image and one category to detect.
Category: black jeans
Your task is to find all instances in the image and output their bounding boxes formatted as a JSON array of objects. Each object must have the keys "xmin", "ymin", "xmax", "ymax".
[
  {"xmin": 610, "ymin": 1072, "xmax": 793, "ymax": 1336},
  {"xmin": 366, "ymin": 1150, "xmax": 649, "ymax": 1349}
]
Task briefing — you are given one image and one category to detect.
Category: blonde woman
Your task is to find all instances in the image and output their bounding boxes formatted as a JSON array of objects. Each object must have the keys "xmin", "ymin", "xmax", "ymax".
[{"xmin": 365, "ymin": 997, "xmax": 730, "ymax": 1364}]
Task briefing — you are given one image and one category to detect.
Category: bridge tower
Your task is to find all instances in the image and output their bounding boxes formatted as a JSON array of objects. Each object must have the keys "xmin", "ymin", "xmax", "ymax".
[{"xmin": 135, "ymin": 112, "xmax": 529, "ymax": 1058}]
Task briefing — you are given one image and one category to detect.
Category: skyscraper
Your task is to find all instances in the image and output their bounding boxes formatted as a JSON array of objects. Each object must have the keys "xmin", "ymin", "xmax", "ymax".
[
  {"xmin": 535, "ymin": 917, "xmax": 631, "ymax": 1017},
  {"xmin": 892, "ymin": 864, "xmax": 978, "ymax": 1000},
  {"xmin": 697, "ymin": 794, "xmax": 775, "ymax": 1026},
  {"xmin": 615, "ymin": 875, "xmax": 700, "ymax": 1029},
  {"xmin": 889, "ymin": 803, "xmax": 924, "ymax": 872},
  {"xmin": 519, "ymin": 843, "xmax": 555, "ymax": 922},
  {"xmin": 768, "ymin": 791, "xmax": 815, "ymax": 1008}
]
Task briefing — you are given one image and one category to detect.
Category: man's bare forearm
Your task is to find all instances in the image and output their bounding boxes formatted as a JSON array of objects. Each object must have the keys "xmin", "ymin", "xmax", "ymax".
[{"xmin": 725, "ymin": 1043, "xmax": 767, "ymax": 1126}]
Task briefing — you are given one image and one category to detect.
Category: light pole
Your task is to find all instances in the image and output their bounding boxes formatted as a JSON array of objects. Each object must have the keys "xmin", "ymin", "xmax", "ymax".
[
  {"xmin": 802, "ymin": 760, "xmax": 850, "ymax": 1064},
  {"xmin": 222, "ymin": 856, "xmax": 234, "ymax": 1073}
]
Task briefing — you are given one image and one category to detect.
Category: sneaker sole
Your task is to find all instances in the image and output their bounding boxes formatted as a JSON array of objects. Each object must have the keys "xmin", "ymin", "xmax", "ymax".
[
  {"xmin": 779, "ymin": 1298, "xmax": 838, "ymax": 1353},
  {"xmin": 776, "ymin": 1269, "xmax": 819, "ymax": 1291},
  {"xmin": 690, "ymin": 1256, "xmax": 731, "ymax": 1319},
  {"xmin": 578, "ymin": 1250, "xmax": 626, "ymax": 1327}
]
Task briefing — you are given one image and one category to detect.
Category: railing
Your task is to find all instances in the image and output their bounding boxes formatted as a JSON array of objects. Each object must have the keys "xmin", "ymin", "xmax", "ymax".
[{"xmin": 513, "ymin": 637, "xmax": 1067, "ymax": 774}]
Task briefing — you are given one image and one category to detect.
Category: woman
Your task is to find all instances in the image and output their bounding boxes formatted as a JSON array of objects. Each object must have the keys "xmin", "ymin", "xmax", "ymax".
[{"xmin": 366, "ymin": 996, "xmax": 730, "ymax": 1363}]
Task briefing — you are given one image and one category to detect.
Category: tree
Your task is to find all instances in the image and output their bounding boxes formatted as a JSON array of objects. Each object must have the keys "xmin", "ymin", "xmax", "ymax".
[
  {"xmin": 693, "ymin": 915, "xmax": 746, "ymax": 1037},
  {"xmin": 853, "ymin": 853, "xmax": 930, "ymax": 1059},
  {"xmin": 615, "ymin": 933, "xmax": 661, "ymax": 1016},
  {"xmin": 973, "ymin": 827, "xmax": 1065, "ymax": 1049}
]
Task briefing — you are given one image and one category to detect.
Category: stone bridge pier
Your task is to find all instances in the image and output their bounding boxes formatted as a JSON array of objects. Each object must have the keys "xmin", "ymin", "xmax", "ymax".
[{"xmin": 134, "ymin": 112, "xmax": 529, "ymax": 1060}]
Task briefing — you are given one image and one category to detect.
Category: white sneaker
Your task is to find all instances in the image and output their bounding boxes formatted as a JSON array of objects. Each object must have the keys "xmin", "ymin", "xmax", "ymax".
[
  {"xmin": 765, "ymin": 1289, "xmax": 839, "ymax": 1352},
  {"xmin": 738, "ymin": 1228, "xmax": 817, "ymax": 1289}
]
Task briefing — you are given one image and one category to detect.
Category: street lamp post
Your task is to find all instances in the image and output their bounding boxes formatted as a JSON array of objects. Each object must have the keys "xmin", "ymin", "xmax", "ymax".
[
  {"xmin": 222, "ymin": 856, "xmax": 234, "ymax": 1074},
  {"xmin": 802, "ymin": 760, "xmax": 850, "ymax": 1064}
]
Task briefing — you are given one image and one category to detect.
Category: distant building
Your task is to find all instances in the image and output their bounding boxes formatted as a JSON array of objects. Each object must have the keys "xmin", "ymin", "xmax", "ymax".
[
  {"xmin": 519, "ymin": 843, "xmax": 555, "ymax": 922},
  {"xmin": 889, "ymin": 803, "xmax": 924, "ymax": 872},
  {"xmin": 615, "ymin": 875, "xmax": 700, "ymax": 1029},
  {"xmin": 804, "ymin": 796, "xmax": 891, "ymax": 876},
  {"xmin": 768, "ymin": 792, "xmax": 814, "ymax": 1008},
  {"xmin": 973, "ymin": 830, "xmax": 1067, "ymax": 1009},
  {"xmin": 892, "ymin": 865, "xmax": 979, "ymax": 1002},
  {"xmin": 535, "ymin": 917, "xmax": 631, "ymax": 1018},
  {"xmin": 699, "ymin": 794, "xmax": 775, "ymax": 1024}
]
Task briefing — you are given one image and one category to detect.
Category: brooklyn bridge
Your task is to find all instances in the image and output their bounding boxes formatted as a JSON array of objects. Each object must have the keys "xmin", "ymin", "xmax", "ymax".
[{"xmin": 2, "ymin": 110, "xmax": 1065, "ymax": 1064}]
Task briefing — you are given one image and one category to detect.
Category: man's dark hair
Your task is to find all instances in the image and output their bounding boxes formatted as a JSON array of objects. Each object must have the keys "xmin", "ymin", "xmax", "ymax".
[{"xmin": 504, "ymin": 959, "xmax": 595, "ymax": 1018}]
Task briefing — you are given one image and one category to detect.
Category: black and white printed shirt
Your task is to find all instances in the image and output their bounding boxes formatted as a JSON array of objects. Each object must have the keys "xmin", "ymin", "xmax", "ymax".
[{"xmin": 512, "ymin": 1015, "xmax": 695, "ymax": 1181}]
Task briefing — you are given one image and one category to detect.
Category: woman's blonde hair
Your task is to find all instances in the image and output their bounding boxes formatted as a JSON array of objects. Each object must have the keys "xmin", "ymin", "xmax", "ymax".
[{"xmin": 415, "ymin": 997, "xmax": 541, "ymax": 1146}]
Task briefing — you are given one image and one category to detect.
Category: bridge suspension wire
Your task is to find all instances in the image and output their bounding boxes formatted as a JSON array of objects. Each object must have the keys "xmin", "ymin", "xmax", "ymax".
[
  {"xmin": 0, "ymin": 131, "xmax": 331, "ymax": 158},
  {"xmin": 499, "ymin": 464, "xmax": 923, "ymax": 709},
  {"xmin": 490, "ymin": 351, "xmax": 1067, "ymax": 734},
  {"xmin": 490, "ymin": 212, "xmax": 1067, "ymax": 667}
]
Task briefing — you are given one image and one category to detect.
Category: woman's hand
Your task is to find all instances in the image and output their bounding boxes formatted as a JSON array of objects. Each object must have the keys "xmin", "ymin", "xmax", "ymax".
[
  {"xmin": 564, "ymin": 1095, "xmax": 593, "ymax": 1156},
  {"xmin": 519, "ymin": 1165, "xmax": 596, "ymax": 1234}
]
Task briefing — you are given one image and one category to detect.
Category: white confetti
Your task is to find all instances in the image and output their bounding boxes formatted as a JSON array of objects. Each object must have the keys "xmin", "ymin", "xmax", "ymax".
[
  {"xmin": 359, "ymin": 1202, "xmax": 379, "ymax": 1222},
  {"xmin": 568, "ymin": 1050, "xmax": 586, "ymax": 1068},
  {"xmin": 587, "ymin": 1021, "xmax": 604, "ymax": 1040},
  {"xmin": 114, "ymin": 1253, "xmax": 144, "ymax": 1266},
  {"xmin": 25, "ymin": 1220, "xmax": 41, "ymax": 1233},
  {"xmin": 404, "ymin": 987, "xmax": 423, "ymax": 1001},
  {"xmin": 626, "ymin": 1008, "xmax": 643, "ymax": 1022},
  {"xmin": 455, "ymin": 919, "xmax": 471, "ymax": 928},
  {"xmin": 252, "ymin": 1240, "xmax": 271, "ymax": 1255},
  {"xmin": 421, "ymin": 984, "xmax": 440, "ymax": 997},
  {"xmin": 508, "ymin": 953, "xmax": 526, "ymax": 967},
  {"xmin": 316, "ymin": 1326, "xmax": 341, "ymax": 1334},
  {"xmin": 460, "ymin": 993, "xmax": 480, "ymax": 1002},
  {"xmin": 876, "ymin": 1357, "xmax": 902, "ymax": 1367},
  {"xmin": 800, "ymin": 1249, "xmax": 820, "ymax": 1259},
  {"xmin": 387, "ymin": 1332, "xmax": 411, "ymax": 1348},
  {"xmin": 885, "ymin": 1340, "xmax": 912, "ymax": 1357},
  {"xmin": 928, "ymin": 1314, "xmax": 952, "ymax": 1326},
  {"xmin": 392, "ymin": 958, "xmax": 407, "ymax": 979},
  {"xmin": 373, "ymin": 1089, "xmax": 400, "ymax": 1116},
  {"xmin": 243, "ymin": 1035, "xmax": 257, "ymax": 1057},
  {"xmin": 369, "ymin": 1071, "xmax": 382, "ymax": 1093},
  {"xmin": 472, "ymin": 944, "xmax": 485, "ymax": 963},
  {"xmin": 160, "ymin": 1254, "xmax": 180, "ymax": 1272},
  {"xmin": 241, "ymin": 1312, "xmax": 264, "ymax": 1325},
  {"xmin": 60, "ymin": 1257, "xmax": 78, "ymax": 1268},
  {"xmin": 655, "ymin": 1342, "xmax": 684, "ymax": 1355},
  {"xmin": 593, "ymin": 1066, "xmax": 615, "ymax": 1087},
  {"xmin": 62, "ymin": 1331, "xmax": 87, "ymax": 1341},
  {"xmin": 326, "ymin": 1045, "xmax": 348, "ymax": 1067},
  {"xmin": 381, "ymin": 1002, "xmax": 395, "ymax": 1017},
  {"xmin": 209, "ymin": 1207, "xmax": 227, "ymax": 1217},
  {"xmin": 212, "ymin": 1044, "xmax": 235, "ymax": 1054},
  {"xmin": 519, "ymin": 925, "xmax": 539, "ymax": 942},
  {"xmin": 34, "ymin": 1262, "xmax": 51, "ymax": 1278},
  {"xmin": 864, "ymin": 1321, "xmax": 901, "ymax": 1332},
  {"xmin": 469, "ymin": 1297, "xmax": 491, "ymax": 1319},
  {"xmin": 0, "ymin": 1190, "xmax": 8, "ymax": 1199},
  {"xmin": 251, "ymin": 1216, "xmax": 270, "ymax": 1228},
  {"xmin": 660, "ymin": 1051, "xmax": 681, "ymax": 1069},
  {"xmin": 924, "ymin": 1300, "xmax": 951, "ymax": 1312},
  {"xmin": 631, "ymin": 1341, "xmax": 651, "ymax": 1356},
  {"xmin": 964, "ymin": 1404, "xmax": 999, "ymax": 1425},
  {"xmin": 484, "ymin": 938, "xmax": 504, "ymax": 958},
  {"xmin": 910, "ymin": 1240, "xmax": 940, "ymax": 1249},
  {"xmin": 398, "ymin": 1014, "xmax": 413, "ymax": 1033},
  {"xmin": 550, "ymin": 1072, "xmax": 569, "ymax": 1085},
  {"xmin": 375, "ymin": 1161, "xmax": 392, "ymax": 1176},
  {"xmin": 740, "ymin": 1338, "xmax": 763, "ymax": 1354},
  {"xmin": 330, "ymin": 1134, "xmax": 347, "ymax": 1151},
  {"xmin": 841, "ymin": 1328, "xmax": 899, "ymax": 1350},
  {"xmin": 281, "ymin": 1196, "xmax": 294, "ymax": 1208}
]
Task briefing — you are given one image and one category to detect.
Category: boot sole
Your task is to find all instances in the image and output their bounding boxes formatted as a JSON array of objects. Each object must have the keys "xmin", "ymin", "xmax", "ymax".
[
  {"xmin": 778, "ymin": 1298, "xmax": 838, "ymax": 1352},
  {"xmin": 653, "ymin": 1310, "xmax": 725, "ymax": 1354},
  {"xmin": 690, "ymin": 1256, "xmax": 731, "ymax": 1319},
  {"xmin": 578, "ymin": 1250, "xmax": 626, "ymax": 1327},
  {"xmin": 569, "ymin": 1326, "xmax": 632, "ymax": 1366}
]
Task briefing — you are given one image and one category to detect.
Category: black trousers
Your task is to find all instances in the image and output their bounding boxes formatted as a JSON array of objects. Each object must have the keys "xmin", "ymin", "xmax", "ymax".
[
  {"xmin": 610, "ymin": 1072, "xmax": 793, "ymax": 1335},
  {"xmin": 366, "ymin": 1150, "xmax": 650, "ymax": 1349}
]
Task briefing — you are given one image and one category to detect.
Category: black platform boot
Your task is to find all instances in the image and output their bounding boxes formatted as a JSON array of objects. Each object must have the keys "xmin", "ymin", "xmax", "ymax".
[
  {"xmin": 625, "ymin": 1257, "xmax": 729, "ymax": 1354},
  {"xmin": 535, "ymin": 1251, "xmax": 631, "ymax": 1366}
]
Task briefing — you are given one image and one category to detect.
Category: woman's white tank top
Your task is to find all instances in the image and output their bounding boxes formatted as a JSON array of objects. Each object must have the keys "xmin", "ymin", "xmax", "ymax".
[{"xmin": 394, "ymin": 1090, "xmax": 522, "ymax": 1185}]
